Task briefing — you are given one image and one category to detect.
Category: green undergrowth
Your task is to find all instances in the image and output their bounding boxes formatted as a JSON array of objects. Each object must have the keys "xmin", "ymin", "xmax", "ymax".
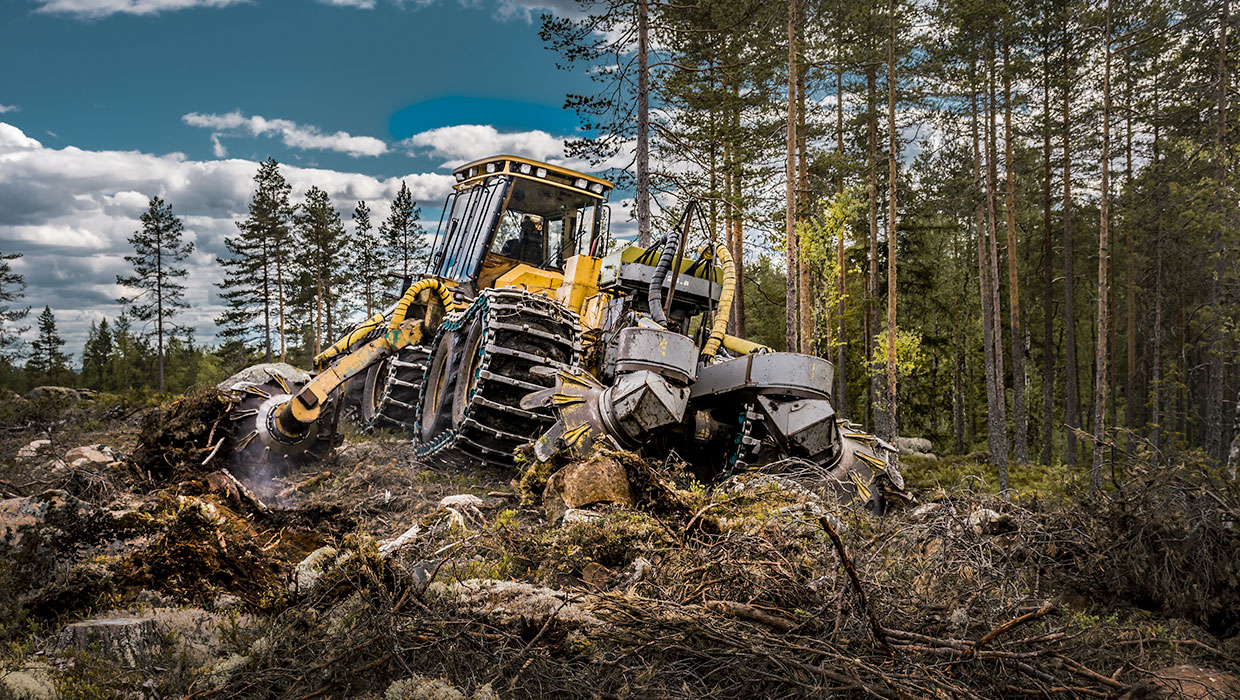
[{"xmin": 901, "ymin": 454, "xmax": 1084, "ymax": 500}]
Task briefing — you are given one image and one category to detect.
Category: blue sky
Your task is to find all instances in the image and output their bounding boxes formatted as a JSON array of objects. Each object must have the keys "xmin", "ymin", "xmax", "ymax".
[{"xmin": 0, "ymin": 0, "xmax": 638, "ymax": 359}]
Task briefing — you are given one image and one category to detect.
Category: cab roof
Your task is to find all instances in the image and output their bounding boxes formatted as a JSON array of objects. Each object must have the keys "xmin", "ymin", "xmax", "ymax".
[{"xmin": 451, "ymin": 155, "xmax": 614, "ymax": 200}]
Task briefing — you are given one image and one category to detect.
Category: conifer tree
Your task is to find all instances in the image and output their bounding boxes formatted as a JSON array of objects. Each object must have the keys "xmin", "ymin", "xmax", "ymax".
[
  {"xmin": 117, "ymin": 195, "xmax": 193, "ymax": 391},
  {"xmin": 80, "ymin": 318, "xmax": 114, "ymax": 390},
  {"xmin": 351, "ymin": 200, "xmax": 385, "ymax": 317},
  {"xmin": 217, "ymin": 158, "xmax": 294, "ymax": 362},
  {"xmin": 27, "ymin": 306, "xmax": 68, "ymax": 385},
  {"xmin": 293, "ymin": 186, "xmax": 347, "ymax": 356},
  {"xmin": 0, "ymin": 251, "xmax": 30, "ymax": 362},
  {"xmin": 380, "ymin": 181, "xmax": 426, "ymax": 278}
]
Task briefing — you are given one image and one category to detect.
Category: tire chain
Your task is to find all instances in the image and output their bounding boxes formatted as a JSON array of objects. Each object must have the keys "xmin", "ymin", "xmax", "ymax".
[{"xmin": 413, "ymin": 288, "xmax": 581, "ymax": 469}]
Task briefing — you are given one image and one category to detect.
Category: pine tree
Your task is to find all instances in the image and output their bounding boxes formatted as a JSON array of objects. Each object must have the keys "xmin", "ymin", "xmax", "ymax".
[
  {"xmin": 293, "ymin": 186, "xmax": 348, "ymax": 356},
  {"xmin": 216, "ymin": 158, "xmax": 294, "ymax": 362},
  {"xmin": 117, "ymin": 195, "xmax": 193, "ymax": 391},
  {"xmin": 80, "ymin": 318, "xmax": 114, "ymax": 390},
  {"xmin": 27, "ymin": 306, "xmax": 68, "ymax": 385},
  {"xmin": 351, "ymin": 200, "xmax": 385, "ymax": 317},
  {"xmin": 380, "ymin": 181, "xmax": 427, "ymax": 278},
  {"xmin": 0, "ymin": 251, "xmax": 30, "ymax": 362}
]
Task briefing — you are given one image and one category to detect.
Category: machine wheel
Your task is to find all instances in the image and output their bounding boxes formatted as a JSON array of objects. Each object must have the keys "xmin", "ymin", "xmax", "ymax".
[
  {"xmin": 414, "ymin": 289, "xmax": 580, "ymax": 469},
  {"xmin": 223, "ymin": 364, "xmax": 336, "ymax": 478},
  {"xmin": 362, "ymin": 345, "xmax": 430, "ymax": 433}
]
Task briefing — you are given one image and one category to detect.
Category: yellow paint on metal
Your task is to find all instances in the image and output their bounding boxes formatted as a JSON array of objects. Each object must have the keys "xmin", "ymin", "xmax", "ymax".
[
  {"xmin": 554, "ymin": 254, "xmax": 601, "ymax": 313},
  {"xmin": 563, "ymin": 423, "xmax": 592, "ymax": 448},
  {"xmin": 494, "ymin": 263, "xmax": 563, "ymax": 298},
  {"xmin": 849, "ymin": 472, "xmax": 873, "ymax": 501},
  {"xmin": 855, "ymin": 450, "xmax": 886, "ymax": 469}
]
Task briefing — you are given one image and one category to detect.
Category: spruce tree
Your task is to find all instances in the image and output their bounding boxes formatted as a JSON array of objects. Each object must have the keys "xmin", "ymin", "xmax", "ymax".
[
  {"xmin": 27, "ymin": 306, "xmax": 69, "ymax": 385},
  {"xmin": 80, "ymin": 318, "xmax": 114, "ymax": 390},
  {"xmin": 293, "ymin": 186, "xmax": 347, "ymax": 356},
  {"xmin": 351, "ymin": 200, "xmax": 385, "ymax": 316},
  {"xmin": 379, "ymin": 181, "xmax": 426, "ymax": 278},
  {"xmin": 117, "ymin": 195, "xmax": 194, "ymax": 392},
  {"xmin": 216, "ymin": 158, "xmax": 294, "ymax": 362},
  {"xmin": 0, "ymin": 251, "xmax": 30, "ymax": 362}
]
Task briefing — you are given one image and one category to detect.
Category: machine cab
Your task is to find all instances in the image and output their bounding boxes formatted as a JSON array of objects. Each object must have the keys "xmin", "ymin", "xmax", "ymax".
[{"xmin": 428, "ymin": 156, "xmax": 612, "ymax": 292}]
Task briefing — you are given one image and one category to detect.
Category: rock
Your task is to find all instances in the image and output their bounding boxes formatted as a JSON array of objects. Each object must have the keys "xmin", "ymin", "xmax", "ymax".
[
  {"xmin": 27, "ymin": 386, "xmax": 80, "ymax": 403},
  {"xmin": 16, "ymin": 439, "xmax": 50, "ymax": 460},
  {"xmin": 440, "ymin": 494, "xmax": 484, "ymax": 509},
  {"xmin": 0, "ymin": 664, "xmax": 56, "ymax": 700},
  {"xmin": 385, "ymin": 676, "xmax": 465, "ymax": 700},
  {"xmin": 894, "ymin": 436, "xmax": 933, "ymax": 455},
  {"xmin": 561, "ymin": 508, "xmax": 603, "ymax": 524},
  {"xmin": 1120, "ymin": 665, "xmax": 1240, "ymax": 700},
  {"xmin": 65, "ymin": 445, "xmax": 111, "ymax": 466},
  {"xmin": 909, "ymin": 502, "xmax": 942, "ymax": 521},
  {"xmin": 581, "ymin": 561, "xmax": 612, "ymax": 590},
  {"xmin": 909, "ymin": 451, "xmax": 939, "ymax": 461},
  {"xmin": 447, "ymin": 579, "xmax": 606, "ymax": 630},
  {"xmin": 56, "ymin": 616, "xmax": 159, "ymax": 666},
  {"xmin": 967, "ymin": 508, "xmax": 1016, "ymax": 535},
  {"xmin": 620, "ymin": 556, "xmax": 653, "ymax": 589},
  {"xmin": 543, "ymin": 454, "xmax": 635, "ymax": 522},
  {"xmin": 293, "ymin": 546, "xmax": 339, "ymax": 593}
]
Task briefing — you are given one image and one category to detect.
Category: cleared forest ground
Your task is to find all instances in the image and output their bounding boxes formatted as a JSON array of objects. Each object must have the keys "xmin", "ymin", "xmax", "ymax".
[{"xmin": 0, "ymin": 391, "xmax": 1237, "ymax": 699}]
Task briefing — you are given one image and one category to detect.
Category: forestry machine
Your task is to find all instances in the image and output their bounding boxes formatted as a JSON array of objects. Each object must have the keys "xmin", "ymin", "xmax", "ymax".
[{"xmin": 221, "ymin": 155, "xmax": 902, "ymax": 511}]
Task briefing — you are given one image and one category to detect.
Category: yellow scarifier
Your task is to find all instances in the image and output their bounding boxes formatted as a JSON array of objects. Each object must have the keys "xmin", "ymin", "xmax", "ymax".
[{"xmin": 220, "ymin": 155, "xmax": 904, "ymax": 513}]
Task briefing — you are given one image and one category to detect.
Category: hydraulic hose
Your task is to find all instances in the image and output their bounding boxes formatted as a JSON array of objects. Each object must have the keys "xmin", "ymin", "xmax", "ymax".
[
  {"xmin": 647, "ymin": 202, "xmax": 695, "ymax": 327},
  {"xmin": 389, "ymin": 278, "xmax": 454, "ymax": 333},
  {"xmin": 313, "ymin": 311, "xmax": 385, "ymax": 369},
  {"xmin": 700, "ymin": 241, "xmax": 736, "ymax": 362}
]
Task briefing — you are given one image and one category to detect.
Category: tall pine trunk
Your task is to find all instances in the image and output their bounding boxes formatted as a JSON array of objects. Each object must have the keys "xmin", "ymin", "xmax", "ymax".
[
  {"xmin": 1125, "ymin": 49, "xmax": 1137, "ymax": 439},
  {"xmin": 1208, "ymin": 0, "xmax": 1230, "ymax": 459},
  {"xmin": 884, "ymin": 0, "xmax": 898, "ymax": 440},
  {"xmin": 729, "ymin": 81, "xmax": 746, "ymax": 338},
  {"xmin": 1041, "ymin": 30, "xmax": 1055, "ymax": 465},
  {"xmin": 836, "ymin": 66, "xmax": 849, "ymax": 419},
  {"xmin": 1062, "ymin": 21, "xmax": 1080, "ymax": 465},
  {"xmin": 1151, "ymin": 62, "xmax": 1164, "ymax": 454},
  {"xmin": 796, "ymin": 15, "xmax": 814, "ymax": 354},
  {"xmin": 636, "ymin": 0, "xmax": 651, "ymax": 248},
  {"xmin": 986, "ymin": 34, "xmax": 1010, "ymax": 483},
  {"xmin": 1092, "ymin": 0, "xmax": 1112, "ymax": 496},
  {"xmin": 1004, "ymin": 40, "xmax": 1027, "ymax": 464},
  {"xmin": 785, "ymin": 0, "xmax": 800, "ymax": 353},
  {"xmin": 973, "ymin": 61, "xmax": 1002, "ymax": 473},
  {"xmin": 866, "ymin": 64, "xmax": 879, "ymax": 429}
]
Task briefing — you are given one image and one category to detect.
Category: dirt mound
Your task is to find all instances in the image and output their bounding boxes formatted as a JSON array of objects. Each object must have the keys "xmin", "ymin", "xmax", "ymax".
[{"xmin": 130, "ymin": 388, "xmax": 234, "ymax": 484}]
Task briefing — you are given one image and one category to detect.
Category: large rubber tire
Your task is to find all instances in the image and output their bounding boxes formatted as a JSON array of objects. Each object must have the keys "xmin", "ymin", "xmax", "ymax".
[
  {"xmin": 414, "ymin": 289, "xmax": 580, "ymax": 469},
  {"xmin": 362, "ymin": 345, "xmax": 430, "ymax": 433}
]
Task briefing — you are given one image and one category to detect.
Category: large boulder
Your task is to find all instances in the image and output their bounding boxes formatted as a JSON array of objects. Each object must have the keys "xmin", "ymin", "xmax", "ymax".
[
  {"xmin": 894, "ymin": 436, "xmax": 933, "ymax": 455},
  {"xmin": 27, "ymin": 386, "xmax": 81, "ymax": 403},
  {"xmin": 542, "ymin": 453, "xmax": 635, "ymax": 522}
]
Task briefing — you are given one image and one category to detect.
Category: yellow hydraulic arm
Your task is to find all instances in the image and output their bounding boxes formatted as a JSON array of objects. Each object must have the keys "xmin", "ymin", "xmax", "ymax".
[{"xmin": 271, "ymin": 279, "xmax": 453, "ymax": 441}]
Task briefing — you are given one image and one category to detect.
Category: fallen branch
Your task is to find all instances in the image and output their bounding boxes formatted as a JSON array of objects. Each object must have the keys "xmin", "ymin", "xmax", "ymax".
[
  {"xmin": 704, "ymin": 600, "xmax": 797, "ymax": 632},
  {"xmin": 818, "ymin": 516, "xmax": 892, "ymax": 652}
]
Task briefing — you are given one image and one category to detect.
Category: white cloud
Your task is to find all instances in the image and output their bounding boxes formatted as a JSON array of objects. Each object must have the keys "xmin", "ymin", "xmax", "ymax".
[
  {"xmin": 33, "ymin": 0, "xmax": 245, "ymax": 18},
  {"xmin": 318, "ymin": 0, "xmax": 375, "ymax": 7},
  {"xmin": 0, "ymin": 121, "xmax": 453, "ymax": 358},
  {"xmin": 403, "ymin": 124, "xmax": 566, "ymax": 168},
  {"xmin": 183, "ymin": 111, "xmax": 389, "ymax": 158},
  {"xmin": 0, "ymin": 105, "xmax": 19, "ymax": 114}
]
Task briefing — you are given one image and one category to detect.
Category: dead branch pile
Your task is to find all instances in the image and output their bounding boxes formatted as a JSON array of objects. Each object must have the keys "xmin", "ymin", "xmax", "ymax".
[{"xmin": 188, "ymin": 465, "xmax": 1238, "ymax": 700}]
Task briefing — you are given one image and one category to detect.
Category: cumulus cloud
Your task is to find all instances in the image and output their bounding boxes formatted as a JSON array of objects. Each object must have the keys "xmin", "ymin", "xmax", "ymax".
[
  {"xmin": 32, "ymin": 0, "xmax": 245, "ymax": 18},
  {"xmin": 183, "ymin": 111, "xmax": 389, "ymax": 158},
  {"xmin": 0, "ymin": 105, "xmax": 19, "ymax": 114},
  {"xmin": 318, "ymin": 0, "xmax": 375, "ymax": 7},
  {"xmin": 403, "ymin": 124, "xmax": 566, "ymax": 168},
  {"xmin": 0, "ymin": 121, "xmax": 453, "ymax": 358}
]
